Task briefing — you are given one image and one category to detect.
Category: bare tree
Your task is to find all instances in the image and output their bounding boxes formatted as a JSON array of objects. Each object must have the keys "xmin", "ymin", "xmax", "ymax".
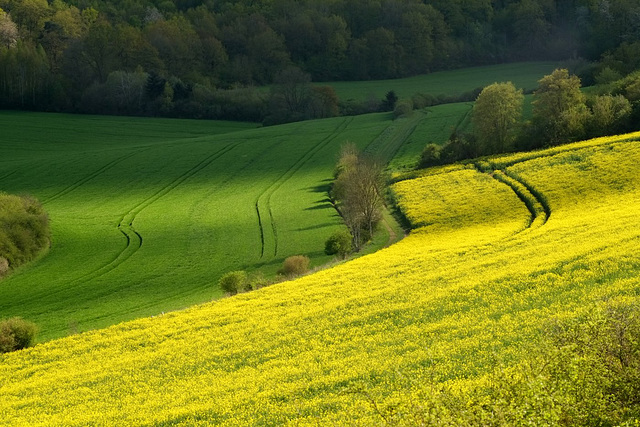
[{"xmin": 333, "ymin": 145, "xmax": 385, "ymax": 250}]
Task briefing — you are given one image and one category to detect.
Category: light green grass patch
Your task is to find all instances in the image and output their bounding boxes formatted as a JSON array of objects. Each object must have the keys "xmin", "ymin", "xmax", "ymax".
[{"xmin": 322, "ymin": 62, "xmax": 559, "ymax": 101}]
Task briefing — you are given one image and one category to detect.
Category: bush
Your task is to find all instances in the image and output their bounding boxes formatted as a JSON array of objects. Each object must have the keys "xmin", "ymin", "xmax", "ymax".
[
  {"xmin": 439, "ymin": 133, "xmax": 478, "ymax": 164},
  {"xmin": 0, "ymin": 193, "xmax": 50, "ymax": 269},
  {"xmin": 393, "ymin": 99, "xmax": 414, "ymax": 119},
  {"xmin": 411, "ymin": 93, "xmax": 436, "ymax": 109},
  {"xmin": 218, "ymin": 271, "xmax": 248, "ymax": 295},
  {"xmin": 247, "ymin": 272, "xmax": 270, "ymax": 290},
  {"xmin": 325, "ymin": 230, "xmax": 353, "ymax": 258},
  {"xmin": 278, "ymin": 255, "xmax": 310, "ymax": 278},
  {"xmin": 418, "ymin": 143, "xmax": 441, "ymax": 168},
  {"xmin": 0, "ymin": 317, "xmax": 38, "ymax": 353}
]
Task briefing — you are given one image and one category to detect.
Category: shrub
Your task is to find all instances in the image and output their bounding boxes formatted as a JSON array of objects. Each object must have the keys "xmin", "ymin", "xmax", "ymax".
[
  {"xmin": 247, "ymin": 272, "xmax": 270, "ymax": 290},
  {"xmin": 278, "ymin": 255, "xmax": 310, "ymax": 278},
  {"xmin": 325, "ymin": 230, "xmax": 353, "ymax": 258},
  {"xmin": 381, "ymin": 90, "xmax": 398, "ymax": 111},
  {"xmin": 0, "ymin": 317, "xmax": 38, "ymax": 353},
  {"xmin": 393, "ymin": 99, "xmax": 414, "ymax": 119},
  {"xmin": 218, "ymin": 270, "xmax": 248, "ymax": 295},
  {"xmin": 411, "ymin": 93, "xmax": 436, "ymax": 109},
  {"xmin": 0, "ymin": 193, "xmax": 50, "ymax": 269},
  {"xmin": 418, "ymin": 143, "xmax": 441, "ymax": 168}
]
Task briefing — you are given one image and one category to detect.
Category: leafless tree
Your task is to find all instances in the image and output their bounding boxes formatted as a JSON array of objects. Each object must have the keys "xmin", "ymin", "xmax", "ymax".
[{"xmin": 333, "ymin": 145, "xmax": 385, "ymax": 250}]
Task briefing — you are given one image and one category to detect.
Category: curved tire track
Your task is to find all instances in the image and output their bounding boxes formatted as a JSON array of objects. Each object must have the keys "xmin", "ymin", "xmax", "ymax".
[
  {"xmin": 18, "ymin": 142, "xmax": 239, "ymax": 307},
  {"xmin": 473, "ymin": 161, "xmax": 550, "ymax": 234},
  {"xmin": 255, "ymin": 117, "xmax": 354, "ymax": 259},
  {"xmin": 88, "ymin": 142, "xmax": 240, "ymax": 281}
]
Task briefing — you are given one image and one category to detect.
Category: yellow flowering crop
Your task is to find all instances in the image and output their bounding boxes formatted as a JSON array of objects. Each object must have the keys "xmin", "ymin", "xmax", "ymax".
[{"xmin": 1, "ymin": 133, "xmax": 639, "ymax": 424}]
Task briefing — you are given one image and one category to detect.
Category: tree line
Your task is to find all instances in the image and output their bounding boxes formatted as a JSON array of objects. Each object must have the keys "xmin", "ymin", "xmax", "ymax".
[
  {"xmin": 1, "ymin": 0, "xmax": 640, "ymax": 121},
  {"xmin": 420, "ymin": 67, "xmax": 640, "ymax": 167}
]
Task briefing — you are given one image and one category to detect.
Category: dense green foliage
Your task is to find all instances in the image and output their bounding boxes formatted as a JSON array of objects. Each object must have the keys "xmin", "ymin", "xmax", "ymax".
[
  {"xmin": 472, "ymin": 82, "xmax": 523, "ymax": 153},
  {"xmin": 0, "ymin": 317, "xmax": 37, "ymax": 353},
  {"xmin": 0, "ymin": 0, "xmax": 639, "ymax": 119},
  {"xmin": 0, "ymin": 192, "xmax": 50, "ymax": 273},
  {"xmin": 324, "ymin": 229, "xmax": 353, "ymax": 259},
  {"xmin": 218, "ymin": 270, "xmax": 248, "ymax": 295},
  {"xmin": 419, "ymin": 67, "xmax": 640, "ymax": 168}
]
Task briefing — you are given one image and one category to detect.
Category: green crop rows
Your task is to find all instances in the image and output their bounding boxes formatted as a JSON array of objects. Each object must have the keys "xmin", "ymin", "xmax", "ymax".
[{"xmin": 0, "ymin": 111, "xmax": 410, "ymax": 340}]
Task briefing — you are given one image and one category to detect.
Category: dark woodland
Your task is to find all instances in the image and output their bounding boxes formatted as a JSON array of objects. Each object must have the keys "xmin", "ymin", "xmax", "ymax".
[{"xmin": 1, "ymin": 0, "xmax": 639, "ymax": 120}]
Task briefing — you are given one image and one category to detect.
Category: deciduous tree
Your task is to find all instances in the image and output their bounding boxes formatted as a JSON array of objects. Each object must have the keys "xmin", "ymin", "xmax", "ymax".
[
  {"xmin": 472, "ymin": 82, "xmax": 523, "ymax": 154},
  {"xmin": 0, "ymin": 9, "xmax": 18, "ymax": 48},
  {"xmin": 333, "ymin": 145, "xmax": 385, "ymax": 251},
  {"xmin": 532, "ymin": 68, "xmax": 589, "ymax": 145}
]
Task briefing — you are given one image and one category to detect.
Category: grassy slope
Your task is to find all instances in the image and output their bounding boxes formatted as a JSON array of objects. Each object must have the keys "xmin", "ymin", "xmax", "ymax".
[
  {"xmin": 0, "ymin": 112, "xmax": 400, "ymax": 340},
  {"xmin": 324, "ymin": 61, "xmax": 559, "ymax": 101},
  {"xmin": 1, "ymin": 133, "xmax": 639, "ymax": 424}
]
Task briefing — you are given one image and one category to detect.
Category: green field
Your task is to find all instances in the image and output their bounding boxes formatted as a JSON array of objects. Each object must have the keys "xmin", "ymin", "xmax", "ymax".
[
  {"xmin": 0, "ymin": 111, "xmax": 412, "ymax": 340},
  {"xmin": 323, "ymin": 62, "xmax": 560, "ymax": 101}
]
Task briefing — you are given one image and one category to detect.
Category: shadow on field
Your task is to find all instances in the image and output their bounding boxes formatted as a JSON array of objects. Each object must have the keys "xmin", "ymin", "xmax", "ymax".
[
  {"xmin": 305, "ymin": 179, "xmax": 332, "ymax": 194},
  {"xmin": 304, "ymin": 201, "xmax": 334, "ymax": 211},
  {"xmin": 296, "ymin": 222, "xmax": 336, "ymax": 231}
]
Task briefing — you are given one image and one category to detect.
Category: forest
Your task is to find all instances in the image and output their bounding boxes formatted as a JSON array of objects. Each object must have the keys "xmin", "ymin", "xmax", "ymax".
[{"xmin": 1, "ymin": 0, "xmax": 640, "ymax": 120}]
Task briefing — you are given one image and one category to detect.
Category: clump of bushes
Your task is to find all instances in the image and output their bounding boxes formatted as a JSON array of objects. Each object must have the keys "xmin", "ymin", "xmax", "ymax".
[
  {"xmin": 324, "ymin": 230, "xmax": 353, "ymax": 259},
  {"xmin": 0, "ymin": 193, "xmax": 50, "ymax": 276},
  {"xmin": 0, "ymin": 317, "xmax": 38, "ymax": 353},
  {"xmin": 218, "ymin": 270, "xmax": 249, "ymax": 295},
  {"xmin": 278, "ymin": 255, "xmax": 310, "ymax": 278},
  {"xmin": 418, "ymin": 143, "xmax": 441, "ymax": 168},
  {"xmin": 218, "ymin": 270, "xmax": 273, "ymax": 295},
  {"xmin": 393, "ymin": 99, "xmax": 414, "ymax": 119},
  {"xmin": 417, "ymin": 132, "xmax": 480, "ymax": 169}
]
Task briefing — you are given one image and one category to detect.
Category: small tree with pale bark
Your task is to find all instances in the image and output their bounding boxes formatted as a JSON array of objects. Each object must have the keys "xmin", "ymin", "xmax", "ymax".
[{"xmin": 332, "ymin": 144, "xmax": 385, "ymax": 251}]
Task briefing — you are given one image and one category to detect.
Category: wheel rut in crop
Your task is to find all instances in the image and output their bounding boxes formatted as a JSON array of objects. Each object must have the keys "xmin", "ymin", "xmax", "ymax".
[
  {"xmin": 42, "ymin": 149, "xmax": 150, "ymax": 205},
  {"xmin": 474, "ymin": 161, "xmax": 550, "ymax": 233},
  {"xmin": 69, "ymin": 142, "xmax": 239, "ymax": 285},
  {"xmin": 364, "ymin": 112, "xmax": 424, "ymax": 163},
  {"xmin": 256, "ymin": 117, "xmax": 354, "ymax": 260},
  {"xmin": 0, "ymin": 170, "xmax": 17, "ymax": 182}
]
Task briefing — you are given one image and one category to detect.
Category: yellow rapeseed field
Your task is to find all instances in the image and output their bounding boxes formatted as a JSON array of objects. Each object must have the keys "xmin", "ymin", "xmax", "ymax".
[{"xmin": 1, "ymin": 133, "xmax": 639, "ymax": 424}]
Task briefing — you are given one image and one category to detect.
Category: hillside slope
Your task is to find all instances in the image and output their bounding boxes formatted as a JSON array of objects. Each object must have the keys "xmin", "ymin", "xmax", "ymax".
[
  {"xmin": 0, "ymin": 112, "xmax": 394, "ymax": 340},
  {"xmin": 2, "ymin": 132, "xmax": 639, "ymax": 424}
]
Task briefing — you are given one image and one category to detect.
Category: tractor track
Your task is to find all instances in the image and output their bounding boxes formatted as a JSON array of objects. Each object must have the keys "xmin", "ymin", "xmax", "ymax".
[
  {"xmin": 41, "ymin": 149, "xmax": 151, "ymax": 205},
  {"xmin": 0, "ymin": 170, "xmax": 17, "ymax": 183},
  {"xmin": 473, "ymin": 161, "xmax": 550, "ymax": 235},
  {"xmin": 14, "ymin": 142, "xmax": 239, "ymax": 306},
  {"xmin": 255, "ymin": 117, "xmax": 354, "ymax": 259},
  {"xmin": 363, "ymin": 112, "xmax": 425, "ymax": 163}
]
